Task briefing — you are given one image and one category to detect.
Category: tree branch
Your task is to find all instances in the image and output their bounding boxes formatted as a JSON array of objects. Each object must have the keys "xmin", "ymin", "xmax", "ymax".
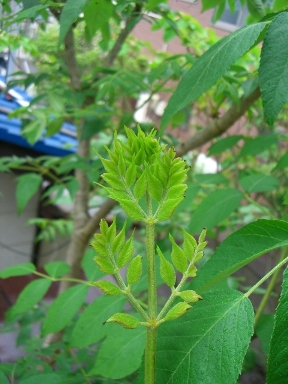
[
  {"xmin": 175, "ymin": 87, "xmax": 261, "ymax": 157},
  {"xmin": 103, "ymin": 4, "xmax": 142, "ymax": 67}
]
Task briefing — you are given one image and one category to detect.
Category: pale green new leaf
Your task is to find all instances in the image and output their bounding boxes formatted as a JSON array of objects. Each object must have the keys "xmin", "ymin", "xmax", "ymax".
[
  {"xmin": 157, "ymin": 246, "xmax": 176, "ymax": 287},
  {"xmin": 59, "ymin": 0, "xmax": 90, "ymax": 45},
  {"xmin": 188, "ymin": 188, "xmax": 243, "ymax": 234},
  {"xmin": 117, "ymin": 237, "xmax": 134, "ymax": 268},
  {"xmin": 170, "ymin": 234, "xmax": 187, "ymax": 273},
  {"xmin": 161, "ymin": 22, "xmax": 266, "ymax": 130},
  {"xmin": 156, "ymin": 290, "xmax": 254, "ymax": 383},
  {"xmin": 70, "ymin": 296, "xmax": 125, "ymax": 347},
  {"xmin": 267, "ymin": 266, "xmax": 288, "ymax": 384},
  {"xmin": 42, "ymin": 285, "xmax": 88, "ymax": 335},
  {"xmin": 8, "ymin": 279, "xmax": 51, "ymax": 318},
  {"xmin": 105, "ymin": 313, "xmax": 141, "ymax": 329},
  {"xmin": 89, "ymin": 324, "xmax": 145, "ymax": 379},
  {"xmin": 93, "ymin": 280, "xmax": 122, "ymax": 296},
  {"xmin": 127, "ymin": 255, "xmax": 142, "ymax": 286},
  {"xmin": 259, "ymin": 12, "xmax": 288, "ymax": 125},
  {"xmin": 240, "ymin": 174, "xmax": 279, "ymax": 193},
  {"xmin": 16, "ymin": 173, "xmax": 42, "ymax": 215},
  {"xmin": 191, "ymin": 220, "xmax": 288, "ymax": 293},
  {"xmin": 134, "ymin": 172, "xmax": 147, "ymax": 200}
]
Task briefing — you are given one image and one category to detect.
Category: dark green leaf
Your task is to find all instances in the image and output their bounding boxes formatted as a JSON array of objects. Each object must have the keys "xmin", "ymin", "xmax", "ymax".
[
  {"xmin": 42, "ymin": 285, "xmax": 88, "ymax": 335},
  {"xmin": 255, "ymin": 314, "xmax": 274, "ymax": 356},
  {"xmin": 156, "ymin": 290, "xmax": 253, "ymax": 384},
  {"xmin": 188, "ymin": 189, "xmax": 243, "ymax": 234},
  {"xmin": 59, "ymin": 0, "xmax": 90, "ymax": 45},
  {"xmin": 161, "ymin": 22, "xmax": 266, "ymax": 131},
  {"xmin": 267, "ymin": 266, "xmax": 288, "ymax": 383},
  {"xmin": 84, "ymin": 0, "xmax": 114, "ymax": 41},
  {"xmin": 89, "ymin": 324, "xmax": 145, "ymax": 379},
  {"xmin": 274, "ymin": 152, "xmax": 288, "ymax": 170},
  {"xmin": 16, "ymin": 173, "xmax": 42, "ymax": 215},
  {"xmin": 18, "ymin": 373, "xmax": 63, "ymax": 384},
  {"xmin": 8, "ymin": 279, "xmax": 51, "ymax": 318},
  {"xmin": 259, "ymin": 12, "xmax": 288, "ymax": 125},
  {"xmin": 191, "ymin": 220, "xmax": 288, "ymax": 293},
  {"xmin": 0, "ymin": 263, "xmax": 36, "ymax": 278},
  {"xmin": 44, "ymin": 261, "xmax": 71, "ymax": 278},
  {"xmin": 70, "ymin": 296, "xmax": 125, "ymax": 347},
  {"xmin": 240, "ymin": 174, "xmax": 279, "ymax": 193},
  {"xmin": 239, "ymin": 134, "xmax": 278, "ymax": 157}
]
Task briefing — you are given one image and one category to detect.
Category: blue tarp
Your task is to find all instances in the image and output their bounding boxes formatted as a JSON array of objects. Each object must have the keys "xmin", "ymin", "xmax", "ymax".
[{"xmin": 0, "ymin": 79, "xmax": 78, "ymax": 157}]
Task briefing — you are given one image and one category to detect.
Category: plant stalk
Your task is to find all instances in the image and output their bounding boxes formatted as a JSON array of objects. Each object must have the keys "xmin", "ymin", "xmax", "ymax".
[
  {"xmin": 254, "ymin": 246, "xmax": 288, "ymax": 326},
  {"xmin": 145, "ymin": 193, "xmax": 157, "ymax": 384}
]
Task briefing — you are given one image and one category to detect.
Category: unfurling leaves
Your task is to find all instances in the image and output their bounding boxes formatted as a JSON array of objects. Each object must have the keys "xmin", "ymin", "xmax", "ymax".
[
  {"xmin": 92, "ymin": 280, "xmax": 122, "ymax": 296},
  {"xmin": 157, "ymin": 247, "xmax": 176, "ymax": 288},
  {"xmin": 127, "ymin": 255, "xmax": 143, "ymax": 286},
  {"xmin": 105, "ymin": 313, "xmax": 141, "ymax": 329},
  {"xmin": 163, "ymin": 302, "xmax": 191, "ymax": 322}
]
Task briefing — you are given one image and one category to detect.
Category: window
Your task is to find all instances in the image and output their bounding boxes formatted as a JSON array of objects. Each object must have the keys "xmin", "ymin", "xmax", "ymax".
[{"xmin": 213, "ymin": 0, "xmax": 248, "ymax": 32}]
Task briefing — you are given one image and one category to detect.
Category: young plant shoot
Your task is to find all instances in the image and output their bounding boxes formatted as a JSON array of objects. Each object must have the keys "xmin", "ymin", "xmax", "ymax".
[{"xmin": 91, "ymin": 126, "xmax": 206, "ymax": 384}]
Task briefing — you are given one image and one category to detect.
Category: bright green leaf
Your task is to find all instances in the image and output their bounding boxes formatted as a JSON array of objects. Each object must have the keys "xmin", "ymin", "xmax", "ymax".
[
  {"xmin": 105, "ymin": 312, "xmax": 141, "ymax": 329},
  {"xmin": 240, "ymin": 174, "xmax": 279, "ymax": 193},
  {"xmin": 42, "ymin": 285, "xmax": 88, "ymax": 335},
  {"xmin": 93, "ymin": 280, "xmax": 122, "ymax": 296},
  {"xmin": 157, "ymin": 246, "xmax": 176, "ymax": 287},
  {"xmin": 267, "ymin": 266, "xmax": 288, "ymax": 383},
  {"xmin": 70, "ymin": 296, "xmax": 125, "ymax": 347},
  {"xmin": 127, "ymin": 255, "xmax": 142, "ymax": 286},
  {"xmin": 44, "ymin": 261, "xmax": 71, "ymax": 278},
  {"xmin": 0, "ymin": 263, "xmax": 36, "ymax": 278},
  {"xmin": 170, "ymin": 234, "xmax": 187, "ymax": 273},
  {"xmin": 163, "ymin": 302, "xmax": 191, "ymax": 322},
  {"xmin": 89, "ymin": 324, "xmax": 145, "ymax": 379},
  {"xmin": 188, "ymin": 189, "xmax": 243, "ymax": 234},
  {"xmin": 156, "ymin": 290, "xmax": 254, "ymax": 383},
  {"xmin": 161, "ymin": 22, "xmax": 266, "ymax": 131},
  {"xmin": 259, "ymin": 12, "xmax": 288, "ymax": 125},
  {"xmin": 191, "ymin": 220, "xmax": 288, "ymax": 293},
  {"xmin": 16, "ymin": 173, "xmax": 42, "ymax": 215},
  {"xmin": 8, "ymin": 279, "xmax": 51, "ymax": 318}
]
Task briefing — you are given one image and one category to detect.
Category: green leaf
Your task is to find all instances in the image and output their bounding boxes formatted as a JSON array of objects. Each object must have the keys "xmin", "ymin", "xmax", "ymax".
[
  {"xmin": 127, "ymin": 255, "xmax": 142, "ymax": 286},
  {"xmin": 22, "ymin": 119, "xmax": 46, "ymax": 145},
  {"xmin": 170, "ymin": 234, "xmax": 187, "ymax": 273},
  {"xmin": 8, "ymin": 279, "xmax": 51, "ymax": 318},
  {"xmin": 46, "ymin": 117, "xmax": 64, "ymax": 137},
  {"xmin": 70, "ymin": 296, "xmax": 125, "ymax": 347},
  {"xmin": 157, "ymin": 197, "xmax": 183, "ymax": 221},
  {"xmin": 156, "ymin": 290, "xmax": 254, "ymax": 384},
  {"xmin": 274, "ymin": 152, "xmax": 288, "ymax": 170},
  {"xmin": 89, "ymin": 324, "xmax": 145, "ymax": 379},
  {"xmin": 94, "ymin": 256, "xmax": 115, "ymax": 274},
  {"xmin": 259, "ymin": 12, "xmax": 288, "ymax": 125},
  {"xmin": 59, "ymin": 0, "xmax": 90, "ymax": 46},
  {"xmin": 16, "ymin": 173, "xmax": 42, "ymax": 215},
  {"xmin": 18, "ymin": 373, "xmax": 63, "ymax": 384},
  {"xmin": 92, "ymin": 280, "xmax": 122, "ymax": 295},
  {"xmin": 239, "ymin": 134, "xmax": 278, "ymax": 157},
  {"xmin": 44, "ymin": 261, "xmax": 71, "ymax": 278},
  {"xmin": 240, "ymin": 174, "xmax": 279, "ymax": 193},
  {"xmin": 42, "ymin": 285, "xmax": 88, "ymax": 335},
  {"xmin": 188, "ymin": 189, "xmax": 243, "ymax": 234},
  {"xmin": 194, "ymin": 173, "xmax": 227, "ymax": 185},
  {"xmin": 120, "ymin": 199, "xmax": 145, "ymax": 221},
  {"xmin": 84, "ymin": 0, "xmax": 114, "ymax": 41},
  {"xmin": 163, "ymin": 302, "xmax": 191, "ymax": 322},
  {"xmin": 178, "ymin": 290, "xmax": 202, "ymax": 303},
  {"xmin": 112, "ymin": 223, "xmax": 126, "ymax": 254},
  {"xmin": 208, "ymin": 135, "xmax": 243, "ymax": 156},
  {"xmin": 105, "ymin": 313, "xmax": 141, "ymax": 329},
  {"xmin": 117, "ymin": 237, "xmax": 134, "ymax": 268},
  {"xmin": 0, "ymin": 263, "xmax": 36, "ymax": 278},
  {"xmin": 157, "ymin": 246, "xmax": 176, "ymax": 287},
  {"xmin": 0, "ymin": 372, "xmax": 9, "ymax": 384},
  {"xmin": 191, "ymin": 220, "xmax": 288, "ymax": 293},
  {"xmin": 134, "ymin": 172, "xmax": 147, "ymax": 200},
  {"xmin": 81, "ymin": 248, "xmax": 105, "ymax": 281},
  {"xmin": 147, "ymin": 0, "xmax": 164, "ymax": 10},
  {"xmin": 161, "ymin": 22, "xmax": 266, "ymax": 131},
  {"xmin": 267, "ymin": 266, "xmax": 288, "ymax": 383}
]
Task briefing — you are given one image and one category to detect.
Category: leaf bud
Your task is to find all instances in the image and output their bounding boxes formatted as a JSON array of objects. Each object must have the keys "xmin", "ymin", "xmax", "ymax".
[{"xmin": 105, "ymin": 313, "xmax": 141, "ymax": 329}]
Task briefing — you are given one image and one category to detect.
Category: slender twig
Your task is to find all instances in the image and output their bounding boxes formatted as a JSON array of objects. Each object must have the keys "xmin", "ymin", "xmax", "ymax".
[{"xmin": 254, "ymin": 246, "xmax": 288, "ymax": 326}]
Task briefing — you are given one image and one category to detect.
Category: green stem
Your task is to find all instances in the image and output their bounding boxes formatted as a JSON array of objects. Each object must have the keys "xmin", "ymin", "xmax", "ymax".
[
  {"xmin": 245, "ymin": 255, "xmax": 288, "ymax": 299},
  {"xmin": 32, "ymin": 270, "xmax": 92, "ymax": 285},
  {"xmin": 145, "ymin": 193, "xmax": 157, "ymax": 384},
  {"xmin": 254, "ymin": 246, "xmax": 288, "ymax": 326}
]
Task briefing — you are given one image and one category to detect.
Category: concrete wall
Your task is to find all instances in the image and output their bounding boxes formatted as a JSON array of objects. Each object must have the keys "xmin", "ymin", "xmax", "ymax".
[{"xmin": 0, "ymin": 172, "xmax": 39, "ymax": 269}]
